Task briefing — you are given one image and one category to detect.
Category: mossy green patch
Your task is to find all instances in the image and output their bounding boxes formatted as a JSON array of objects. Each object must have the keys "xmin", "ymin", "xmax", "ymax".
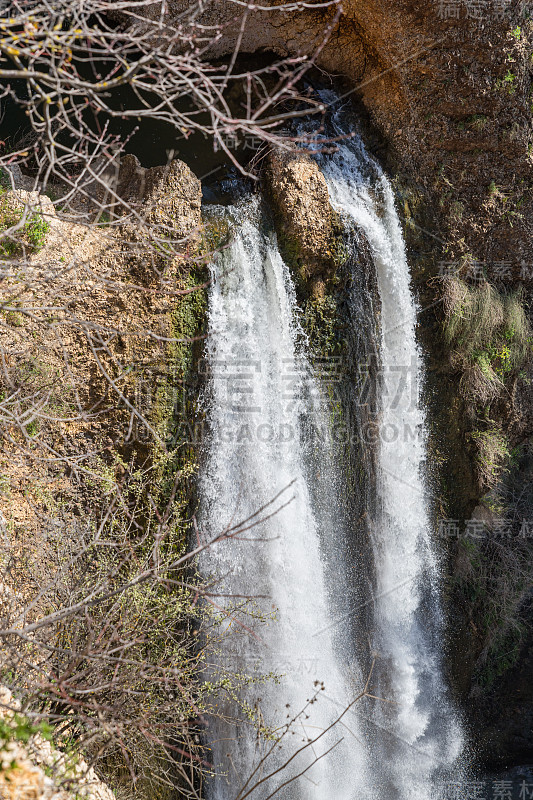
[
  {"xmin": 150, "ymin": 263, "xmax": 208, "ymax": 528},
  {"xmin": 302, "ymin": 291, "xmax": 344, "ymax": 363}
]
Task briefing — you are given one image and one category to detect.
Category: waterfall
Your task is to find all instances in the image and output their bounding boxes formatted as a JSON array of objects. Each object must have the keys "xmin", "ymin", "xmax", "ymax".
[
  {"xmin": 315, "ymin": 102, "xmax": 464, "ymax": 797},
  {"xmin": 199, "ymin": 108, "xmax": 464, "ymax": 799},
  {"xmin": 199, "ymin": 201, "xmax": 370, "ymax": 800}
]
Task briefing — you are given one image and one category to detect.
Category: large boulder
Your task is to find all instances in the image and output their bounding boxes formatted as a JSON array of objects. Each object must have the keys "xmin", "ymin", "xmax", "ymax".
[
  {"xmin": 117, "ymin": 155, "xmax": 201, "ymax": 240},
  {"xmin": 264, "ymin": 146, "xmax": 340, "ymax": 279}
]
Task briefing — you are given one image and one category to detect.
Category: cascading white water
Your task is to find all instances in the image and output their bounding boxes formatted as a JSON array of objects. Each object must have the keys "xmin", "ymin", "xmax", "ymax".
[
  {"xmin": 199, "ymin": 201, "xmax": 370, "ymax": 800},
  {"xmin": 315, "ymin": 103, "xmax": 464, "ymax": 798},
  {"xmin": 199, "ymin": 105, "xmax": 465, "ymax": 800}
]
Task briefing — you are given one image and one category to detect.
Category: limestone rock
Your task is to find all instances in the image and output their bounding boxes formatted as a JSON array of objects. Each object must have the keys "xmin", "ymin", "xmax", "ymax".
[
  {"xmin": 264, "ymin": 146, "xmax": 338, "ymax": 278},
  {"xmin": 144, "ymin": 159, "xmax": 202, "ymax": 239},
  {"xmin": 1, "ymin": 165, "xmax": 34, "ymax": 192},
  {"xmin": 116, "ymin": 153, "xmax": 146, "ymax": 204},
  {"xmin": 117, "ymin": 155, "xmax": 202, "ymax": 241}
]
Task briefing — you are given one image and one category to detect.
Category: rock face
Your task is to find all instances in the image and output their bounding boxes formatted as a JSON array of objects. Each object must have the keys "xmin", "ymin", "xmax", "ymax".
[
  {"xmin": 1, "ymin": 190, "xmax": 55, "ymax": 228},
  {"xmin": 264, "ymin": 146, "xmax": 340, "ymax": 278},
  {"xmin": 0, "ymin": 153, "xmax": 210, "ymax": 798},
  {"xmin": 131, "ymin": 0, "xmax": 533, "ymax": 769},
  {"xmin": 140, "ymin": 0, "xmax": 390, "ymax": 125},
  {"xmin": 117, "ymin": 155, "xmax": 202, "ymax": 239},
  {"xmin": 2, "ymin": 165, "xmax": 34, "ymax": 192},
  {"xmin": 156, "ymin": 0, "xmax": 533, "ymax": 288}
]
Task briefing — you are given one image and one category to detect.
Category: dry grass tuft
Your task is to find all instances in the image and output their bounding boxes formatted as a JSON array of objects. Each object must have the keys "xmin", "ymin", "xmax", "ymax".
[
  {"xmin": 443, "ymin": 277, "xmax": 532, "ymax": 488},
  {"xmin": 443, "ymin": 277, "xmax": 531, "ymax": 400}
]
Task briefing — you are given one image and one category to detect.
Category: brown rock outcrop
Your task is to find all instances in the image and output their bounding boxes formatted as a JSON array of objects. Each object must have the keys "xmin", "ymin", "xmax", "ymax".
[
  {"xmin": 264, "ymin": 146, "xmax": 339, "ymax": 278},
  {"xmin": 117, "ymin": 155, "xmax": 202, "ymax": 240},
  {"xmin": 138, "ymin": 0, "xmax": 406, "ymax": 135},
  {"xmin": 149, "ymin": 0, "xmax": 533, "ymax": 287}
]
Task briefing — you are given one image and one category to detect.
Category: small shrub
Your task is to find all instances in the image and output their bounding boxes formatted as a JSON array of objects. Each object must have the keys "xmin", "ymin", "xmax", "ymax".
[
  {"xmin": 495, "ymin": 70, "xmax": 517, "ymax": 95},
  {"xmin": 488, "ymin": 180, "xmax": 502, "ymax": 197},
  {"xmin": 449, "ymin": 200, "xmax": 464, "ymax": 221},
  {"xmin": 0, "ymin": 198, "xmax": 50, "ymax": 256},
  {"xmin": 0, "ymin": 715, "xmax": 52, "ymax": 750},
  {"xmin": 503, "ymin": 292, "xmax": 530, "ymax": 364},
  {"xmin": 468, "ymin": 114, "xmax": 488, "ymax": 131},
  {"xmin": 444, "ymin": 279, "xmax": 503, "ymax": 356},
  {"xmin": 471, "ymin": 428, "xmax": 510, "ymax": 487},
  {"xmin": 24, "ymin": 214, "xmax": 50, "ymax": 250},
  {"xmin": 460, "ymin": 359, "xmax": 502, "ymax": 405},
  {"xmin": 443, "ymin": 279, "xmax": 531, "ymax": 387},
  {"xmin": 25, "ymin": 420, "xmax": 39, "ymax": 437}
]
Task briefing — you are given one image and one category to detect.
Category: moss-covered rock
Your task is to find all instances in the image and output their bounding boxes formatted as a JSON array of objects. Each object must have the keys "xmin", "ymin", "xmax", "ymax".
[{"xmin": 395, "ymin": 172, "xmax": 533, "ymax": 769}]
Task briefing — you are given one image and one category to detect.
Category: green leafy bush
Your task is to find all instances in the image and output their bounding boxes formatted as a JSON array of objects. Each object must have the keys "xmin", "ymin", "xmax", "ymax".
[
  {"xmin": 0, "ymin": 715, "xmax": 52, "ymax": 749},
  {"xmin": 0, "ymin": 194, "xmax": 50, "ymax": 256}
]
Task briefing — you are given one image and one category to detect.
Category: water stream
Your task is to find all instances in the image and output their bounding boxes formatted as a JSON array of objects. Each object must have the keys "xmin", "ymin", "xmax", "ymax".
[
  {"xmin": 199, "ymin": 112, "xmax": 464, "ymax": 799},
  {"xmin": 317, "ymin": 105, "xmax": 464, "ymax": 798}
]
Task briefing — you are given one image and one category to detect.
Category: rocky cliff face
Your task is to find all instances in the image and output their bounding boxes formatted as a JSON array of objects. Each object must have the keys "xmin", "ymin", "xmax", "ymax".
[
  {"xmin": 201, "ymin": 0, "xmax": 533, "ymax": 768},
  {"xmin": 176, "ymin": 0, "xmax": 533, "ymax": 767},
  {"xmin": 156, "ymin": 0, "xmax": 532, "ymax": 280},
  {"xmin": 0, "ymin": 159, "xmax": 208, "ymax": 798}
]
